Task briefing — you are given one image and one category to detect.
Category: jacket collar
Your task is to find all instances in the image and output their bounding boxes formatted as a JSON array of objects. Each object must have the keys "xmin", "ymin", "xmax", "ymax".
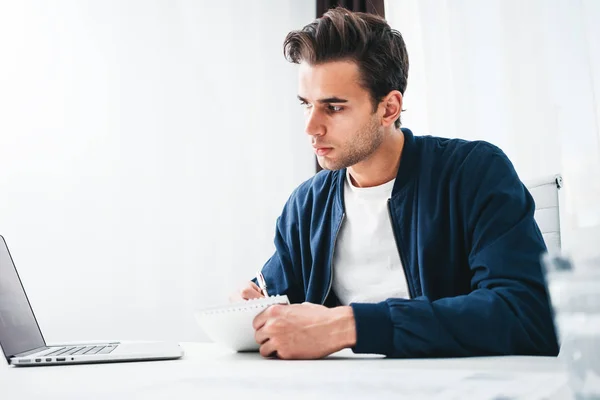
[
  {"xmin": 334, "ymin": 127, "xmax": 417, "ymax": 211},
  {"xmin": 391, "ymin": 127, "xmax": 417, "ymax": 197}
]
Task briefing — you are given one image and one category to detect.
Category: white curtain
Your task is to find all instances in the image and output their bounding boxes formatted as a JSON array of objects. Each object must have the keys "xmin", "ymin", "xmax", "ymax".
[
  {"xmin": 0, "ymin": 0, "xmax": 314, "ymax": 342},
  {"xmin": 386, "ymin": 0, "xmax": 600, "ymax": 258}
]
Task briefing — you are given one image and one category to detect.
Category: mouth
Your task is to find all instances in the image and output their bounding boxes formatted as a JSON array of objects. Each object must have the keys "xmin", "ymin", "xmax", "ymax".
[{"xmin": 313, "ymin": 147, "xmax": 333, "ymax": 156}]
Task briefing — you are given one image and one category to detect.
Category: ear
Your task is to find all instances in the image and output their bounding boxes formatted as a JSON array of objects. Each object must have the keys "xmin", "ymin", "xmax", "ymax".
[{"xmin": 379, "ymin": 90, "xmax": 403, "ymax": 128}]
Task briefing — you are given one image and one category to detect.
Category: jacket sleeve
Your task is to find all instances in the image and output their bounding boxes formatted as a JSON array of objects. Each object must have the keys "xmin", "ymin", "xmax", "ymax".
[
  {"xmin": 350, "ymin": 146, "xmax": 559, "ymax": 357},
  {"xmin": 252, "ymin": 195, "xmax": 305, "ymax": 304}
]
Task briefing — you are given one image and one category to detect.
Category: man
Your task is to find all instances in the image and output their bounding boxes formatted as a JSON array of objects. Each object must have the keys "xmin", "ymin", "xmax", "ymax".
[{"xmin": 233, "ymin": 8, "xmax": 559, "ymax": 360}]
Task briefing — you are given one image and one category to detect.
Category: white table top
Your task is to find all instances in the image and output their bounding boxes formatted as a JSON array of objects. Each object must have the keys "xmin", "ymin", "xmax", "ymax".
[{"xmin": 0, "ymin": 342, "xmax": 572, "ymax": 399}]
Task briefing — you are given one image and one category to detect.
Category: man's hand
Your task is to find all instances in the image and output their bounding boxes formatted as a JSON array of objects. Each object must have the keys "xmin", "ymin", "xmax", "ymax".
[
  {"xmin": 229, "ymin": 281, "xmax": 264, "ymax": 302},
  {"xmin": 253, "ymin": 303, "xmax": 357, "ymax": 360}
]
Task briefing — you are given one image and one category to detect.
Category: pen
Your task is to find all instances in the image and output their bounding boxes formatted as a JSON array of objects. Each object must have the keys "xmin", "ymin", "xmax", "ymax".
[{"xmin": 256, "ymin": 271, "xmax": 269, "ymax": 297}]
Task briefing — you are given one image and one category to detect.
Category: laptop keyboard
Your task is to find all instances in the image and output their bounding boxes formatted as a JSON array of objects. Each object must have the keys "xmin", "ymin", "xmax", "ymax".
[{"xmin": 41, "ymin": 344, "xmax": 118, "ymax": 357}]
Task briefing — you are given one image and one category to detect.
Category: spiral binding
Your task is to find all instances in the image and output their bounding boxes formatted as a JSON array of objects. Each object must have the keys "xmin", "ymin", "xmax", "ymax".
[{"xmin": 199, "ymin": 295, "xmax": 288, "ymax": 315}]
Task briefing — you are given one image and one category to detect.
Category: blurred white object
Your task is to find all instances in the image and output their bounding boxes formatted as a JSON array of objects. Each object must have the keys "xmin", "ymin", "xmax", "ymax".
[
  {"xmin": 542, "ymin": 252, "xmax": 600, "ymax": 399},
  {"xmin": 526, "ymin": 174, "xmax": 563, "ymax": 253}
]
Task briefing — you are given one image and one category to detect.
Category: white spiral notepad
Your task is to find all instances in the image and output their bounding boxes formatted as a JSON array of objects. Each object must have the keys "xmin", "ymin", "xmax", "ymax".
[{"xmin": 194, "ymin": 295, "xmax": 290, "ymax": 352}]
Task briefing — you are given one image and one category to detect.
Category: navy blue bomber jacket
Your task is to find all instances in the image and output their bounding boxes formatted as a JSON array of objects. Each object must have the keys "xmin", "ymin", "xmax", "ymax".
[{"xmin": 257, "ymin": 128, "xmax": 559, "ymax": 358}]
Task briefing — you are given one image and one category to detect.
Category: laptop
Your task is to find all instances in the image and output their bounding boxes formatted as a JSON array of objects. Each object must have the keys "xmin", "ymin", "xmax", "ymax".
[{"xmin": 0, "ymin": 235, "xmax": 183, "ymax": 366}]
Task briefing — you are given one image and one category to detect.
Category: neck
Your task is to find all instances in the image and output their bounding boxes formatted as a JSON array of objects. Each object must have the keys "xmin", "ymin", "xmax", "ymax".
[{"xmin": 348, "ymin": 128, "xmax": 404, "ymax": 188}]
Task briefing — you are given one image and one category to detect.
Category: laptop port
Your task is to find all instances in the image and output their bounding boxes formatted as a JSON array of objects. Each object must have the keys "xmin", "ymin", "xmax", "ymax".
[
  {"xmin": 35, "ymin": 359, "xmax": 41, "ymax": 362},
  {"xmin": 56, "ymin": 357, "xmax": 66, "ymax": 362},
  {"xmin": 46, "ymin": 358, "xmax": 52, "ymax": 362}
]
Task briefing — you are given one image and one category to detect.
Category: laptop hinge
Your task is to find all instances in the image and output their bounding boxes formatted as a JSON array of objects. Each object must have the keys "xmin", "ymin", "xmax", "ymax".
[{"xmin": 13, "ymin": 346, "xmax": 50, "ymax": 358}]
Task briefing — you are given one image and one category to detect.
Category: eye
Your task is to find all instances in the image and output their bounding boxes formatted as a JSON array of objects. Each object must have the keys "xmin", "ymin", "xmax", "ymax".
[
  {"xmin": 299, "ymin": 101, "xmax": 312, "ymax": 110},
  {"xmin": 327, "ymin": 105, "xmax": 344, "ymax": 113}
]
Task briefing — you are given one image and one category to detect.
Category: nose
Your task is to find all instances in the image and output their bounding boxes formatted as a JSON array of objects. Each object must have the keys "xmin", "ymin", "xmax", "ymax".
[{"xmin": 304, "ymin": 108, "xmax": 326, "ymax": 138}]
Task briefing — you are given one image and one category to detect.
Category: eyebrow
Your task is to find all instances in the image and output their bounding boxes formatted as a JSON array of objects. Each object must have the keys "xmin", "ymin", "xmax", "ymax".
[{"xmin": 297, "ymin": 95, "xmax": 349, "ymax": 104}]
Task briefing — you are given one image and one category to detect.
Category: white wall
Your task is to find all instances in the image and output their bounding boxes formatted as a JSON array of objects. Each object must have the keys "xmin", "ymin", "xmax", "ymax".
[
  {"xmin": 0, "ymin": 0, "xmax": 314, "ymax": 343},
  {"xmin": 386, "ymin": 0, "xmax": 600, "ymax": 259}
]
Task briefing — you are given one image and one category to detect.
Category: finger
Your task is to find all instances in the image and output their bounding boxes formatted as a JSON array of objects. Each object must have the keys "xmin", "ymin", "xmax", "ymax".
[
  {"xmin": 259, "ymin": 339, "xmax": 278, "ymax": 358},
  {"xmin": 240, "ymin": 288, "xmax": 262, "ymax": 300},
  {"xmin": 249, "ymin": 281, "xmax": 263, "ymax": 294},
  {"xmin": 241, "ymin": 284, "xmax": 263, "ymax": 300},
  {"xmin": 252, "ymin": 308, "xmax": 271, "ymax": 331},
  {"xmin": 254, "ymin": 326, "xmax": 270, "ymax": 345},
  {"xmin": 249, "ymin": 281, "xmax": 267, "ymax": 298}
]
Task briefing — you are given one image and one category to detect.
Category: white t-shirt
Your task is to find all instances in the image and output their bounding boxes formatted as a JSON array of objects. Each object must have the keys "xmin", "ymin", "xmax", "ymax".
[{"xmin": 332, "ymin": 170, "xmax": 410, "ymax": 305}]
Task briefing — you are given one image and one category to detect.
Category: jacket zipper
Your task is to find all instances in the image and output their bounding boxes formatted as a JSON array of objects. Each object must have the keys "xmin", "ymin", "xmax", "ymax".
[
  {"xmin": 387, "ymin": 199, "xmax": 415, "ymax": 299},
  {"xmin": 322, "ymin": 212, "xmax": 346, "ymax": 305}
]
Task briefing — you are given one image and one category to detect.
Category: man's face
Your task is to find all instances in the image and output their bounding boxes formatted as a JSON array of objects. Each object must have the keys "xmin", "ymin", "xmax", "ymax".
[{"xmin": 298, "ymin": 61, "xmax": 384, "ymax": 171}]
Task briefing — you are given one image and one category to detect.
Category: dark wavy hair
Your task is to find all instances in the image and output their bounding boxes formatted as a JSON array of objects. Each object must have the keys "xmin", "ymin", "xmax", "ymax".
[{"xmin": 283, "ymin": 7, "xmax": 409, "ymax": 128}]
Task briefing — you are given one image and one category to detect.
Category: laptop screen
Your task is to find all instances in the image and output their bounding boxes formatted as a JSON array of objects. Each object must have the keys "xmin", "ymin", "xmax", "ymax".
[{"xmin": 0, "ymin": 236, "xmax": 45, "ymax": 359}]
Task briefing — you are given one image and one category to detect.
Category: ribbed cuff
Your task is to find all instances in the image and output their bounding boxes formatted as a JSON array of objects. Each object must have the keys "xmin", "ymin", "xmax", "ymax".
[{"xmin": 350, "ymin": 302, "xmax": 393, "ymax": 355}]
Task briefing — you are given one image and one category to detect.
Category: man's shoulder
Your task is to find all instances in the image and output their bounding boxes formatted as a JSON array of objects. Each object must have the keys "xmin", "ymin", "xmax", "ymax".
[
  {"xmin": 418, "ymin": 134, "xmax": 504, "ymax": 157},
  {"xmin": 413, "ymin": 134, "xmax": 519, "ymax": 201},
  {"xmin": 416, "ymin": 134, "xmax": 509, "ymax": 170}
]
